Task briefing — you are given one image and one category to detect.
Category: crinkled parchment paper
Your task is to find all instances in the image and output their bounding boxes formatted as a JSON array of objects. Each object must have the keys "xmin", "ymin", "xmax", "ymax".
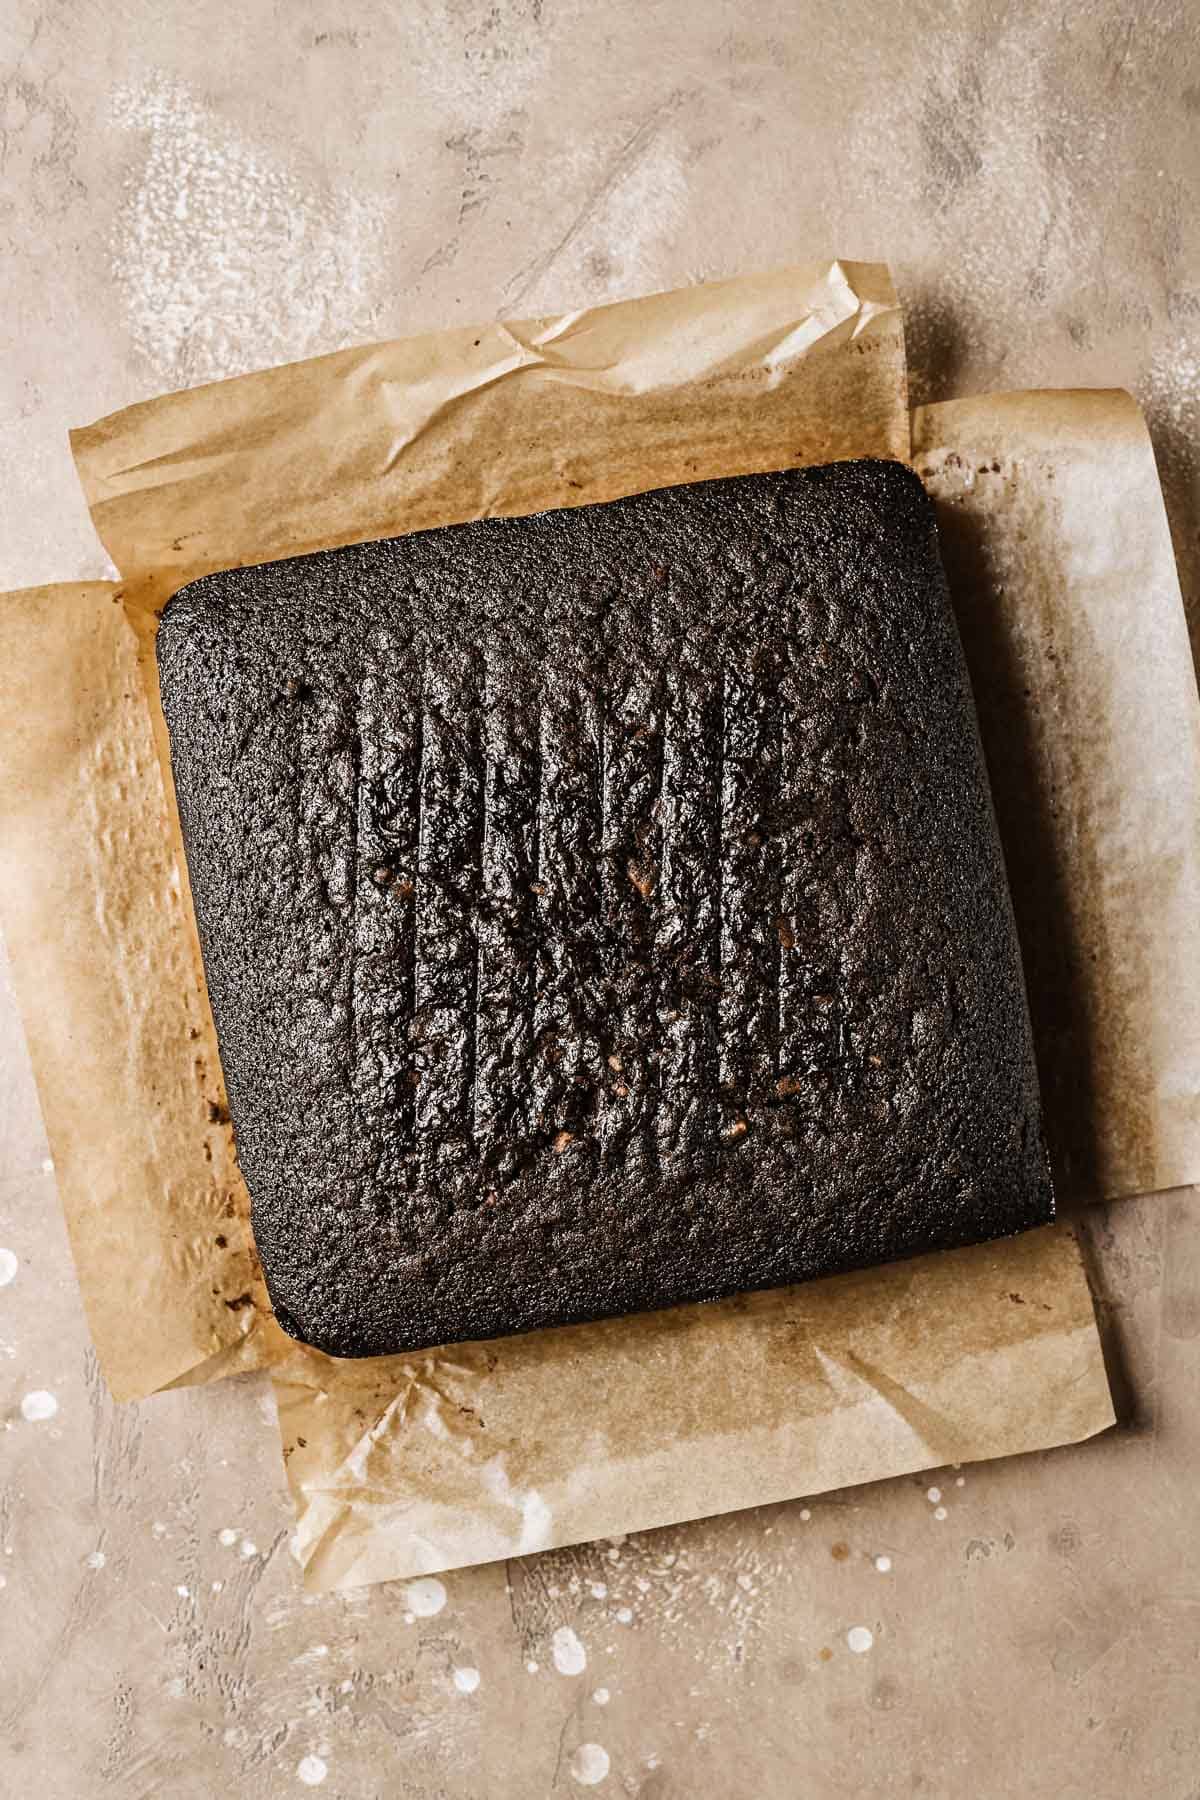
[
  {"xmin": 70, "ymin": 260, "xmax": 907, "ymax": 612},
  {"xmin": 15, "ymin": 259, "xmax": 909, "ymax": 1408},
  {"xmin": 11, "ymin": 262, "xmax": 1199, "ymax": 1588},
  {"xmin": 914, "ymin": 391, "xmax": 1200, "ymax": 1201},
  {"xmin": 0, "ymin": 581, "xmax": 281, "ymax": 1400},
  {"xmin": 278, "ymin": 1225, "xmax": 1105, "ymax": 1591}
]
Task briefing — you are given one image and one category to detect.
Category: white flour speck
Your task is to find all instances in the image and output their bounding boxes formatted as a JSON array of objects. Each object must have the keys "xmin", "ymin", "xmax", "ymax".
[
  {"xmin": 20, "ymin": 1390, "xmax": 57, "ymax": 1422},
  {"xmin": 85, "ymin": 1550, "xmax": 106, "ymax": 1571},
  {"xmin": 0, "ymin": 1249, "xmax": 18, "ymax": 1287},
  {"xmin": 926, "ymin": 1486, "xmax": 942, "ymax": 1504},
  {"xmin": 615, "ymin": 1607, "xmax": 633, "ymax": 1625},
  {"xmin": 403, "ymin": 1613, "xmax": 415, "ymax": 1625},
  {"xmin": 593, "ymin": 1687, "xmax": 610, "ymax": 1705},
  {"xmin": 41, "ymin": 1159, "xmax": 54, "ymax": 1175},
  {"xmin": 934, "ymin": 1506, "xmax": 948, "ymax": 1522},
  {"xmin": 404, "ymin": 1577, "xmax": 447, "ymax": 1617},
  {"xmin": 152, "ymin": 1522, "xmax": 168, "ymax": 1539},
  {"xmin": 297, "ymin": 1754, "xmax": 328, "ymax": 1787},
  {"xmin": 570, "ymin": 1742, "xmax": 610, "ymax": 1786},
  {"xmin": 799, "ymin": 1509, "xmax": 811, "ymax": 1521},
  {"xmin": 0, "ymin": 1573, "xmax": 7, "ymax": 1590},
  {"xmin": 847, "ymin": 1626, "xmax": 874, "ymax": 1654},
  {"xmin": 453, "ymin": 1666, "xmax": 481, "ymax": 1694},
  {"xmin": 526, "ymin": 1660, "xmax": 539, "ymax": 1674},
  {"xmin": 874, "ymin": 1555, "xmax": 892, "ymax": 1574},
  {"xmin": 175, "ymin": 1584, "xmax": 190, "ymax": 1598},
  {"xmin": 109, "ymin": 77, "xmax": 390, "ymax": 388},
  {"xmin": 607, "ymin": 1547, "xmax": 621, "ymax": 1563},
  {"xmin": 240, "ymin": 1539, "xmax": 258, "ymax": 1558},
  {"xmin": 218, "ymin": 1528, "xmax": 238, "ymax": 1546},
  {"xmin": 212, "ymin": 1581, "xmax": 223, "ymax": 1593},
  {"xmin": 955, "ymin": 1476, "xmax": 966, "ymax": 1488},
  {"xmin": 589, "ymin": 1581, "xmax": 608, "ymax": 1600},
  {"xmin": 553, "ymin": 1626, "xmax": 587, "ymax": 1675}
]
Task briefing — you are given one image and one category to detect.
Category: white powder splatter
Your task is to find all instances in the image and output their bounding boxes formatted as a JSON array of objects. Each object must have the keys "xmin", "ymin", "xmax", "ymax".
[
  {"xmin": 0, "ymin": 1573, "xmax": 7, "ymax": 1590},
  {"xmin": 404, "ymin": 1577, "xmax": 447, "ymax": 1617},
  {"xmin": 212, "ymin": 1581, "xmax": 223, "ymax": 1593},
  {"xmin": 926, "ymin": 1486, "xmax": 942, "ymax": 1504},
  {"xmin": 218, "ymin": 1528, "xmax": 238, "ymax": 1546},
  {"xmin": 552, "ymin": 1626, "xmax": 587, "ymax": 1676},
  {"xmin": 41, "ymin": 1158, "xmax": 54, "ymax": 1176},
  {"xmin": 592, "ymin": 1687, "xmax": 610, "ymax": 1706},
  {"xmin": 85, "ymin": 1550, "xmax": 106, "ymax": 1571},
  {"xmin": 240, "ymin": 1539, "xmax": 258, "ymax": 1558},
  {"xmin": 874, "ymin": 1555, "xmax": 892, "ymax": 1574},
  {"xmin": 526, "ymin": 1660, "xmax": 539, "ymax": 1674},
  {"xmin": 453, "ymin": 1666, "xmax": 481, "ymax": 1694},
  {"xmin": 0, "ymin": 1249, "xmax": 18, "ymax": 1287},
  {"xmin": 589, "ymin": 1581, "xmax": 608, "ymax": 1600},
  {"xmin": 296, "ymin": 1755, "xmax": 328, "ymax": 1787},
  {"xmin": 526, "ymin": 1524, "xmax": 795, "ymax": 1677},
  {"xmin": 934, "ymin": 1506, "xmax": 948, "ymax": 1522},
  {"xmin": 109, "ymin": 77, "xmax": 389, "ymax": 387},
  {"xmin": 175, "ymin": 1584, "xmax": 190, "ymax": 1598},
  {"xmin": 570, "ymin": 1742, "xmax": 610, "ymax": 1786},
  {"xmin": 152, "ymin": 1522, "xmax": 168, "ymax": 1539},
  {"xmin": 955, "ymin": 1476, "xmax": 966, "ymax": 1488},
  {"xmin": 847, "ymin": 1626, "xmax": 874, "ymax": 1654},
  {"xmin": 20, "ymin": 1389, "xmax": 57, "ymax": 1422},
  {"xmin": 799, "ymin": 1508, "xmax": 812, "ymax": 1521}
]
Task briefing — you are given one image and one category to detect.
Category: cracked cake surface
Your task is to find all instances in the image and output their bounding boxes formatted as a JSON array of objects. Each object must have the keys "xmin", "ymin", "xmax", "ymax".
[{"xmin": 157, "ymin": 458, "xmax": 1053, "ymax": 1357}]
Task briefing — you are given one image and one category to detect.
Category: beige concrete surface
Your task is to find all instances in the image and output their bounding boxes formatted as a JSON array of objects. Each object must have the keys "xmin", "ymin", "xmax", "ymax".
[{"xmin": 2, "ymin": 3, "xmax": 1200, "ymax": 1795}]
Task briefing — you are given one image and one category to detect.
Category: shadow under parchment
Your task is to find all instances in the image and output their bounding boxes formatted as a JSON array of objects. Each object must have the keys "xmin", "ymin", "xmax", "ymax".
[{"xmin": 932, "ymin": 497, "xmax": 1109, "ymax": 1199}]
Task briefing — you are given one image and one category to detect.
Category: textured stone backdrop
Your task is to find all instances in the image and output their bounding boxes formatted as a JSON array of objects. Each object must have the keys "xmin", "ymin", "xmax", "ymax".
[{"xmin": 2, "ymin": 4, "xmax": 1199, "ymax": 1795}]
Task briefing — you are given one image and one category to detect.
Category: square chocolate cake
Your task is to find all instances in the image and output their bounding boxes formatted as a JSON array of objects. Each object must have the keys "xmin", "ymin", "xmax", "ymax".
[{"xmin": 157, "ymin": 460, "xmax": 1053, "ymax": 1356}]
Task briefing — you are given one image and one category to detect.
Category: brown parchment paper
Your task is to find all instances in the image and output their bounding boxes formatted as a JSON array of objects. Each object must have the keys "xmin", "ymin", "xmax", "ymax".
[
  {"xmin": 1, "ymin": 262, "xmax": 908, "ymax": 1403},
  {"xmin": 8, "ymin": 264, "xmax": 1189, "ymax": 1587},
  {"xmin": 0, "ymin": 582, "xmax": 284, "ymax": 1401},
  {"xmin": 914, "ymin": 392, "xmax": 1200, "ymax": 1200},
  {"xmin": 278, "ymin": 1225, "xmax": 1108, "ymax": 1592},
  {"xmin": 69, "ymin": 259, "xmax": 908, "ymax": 612}
]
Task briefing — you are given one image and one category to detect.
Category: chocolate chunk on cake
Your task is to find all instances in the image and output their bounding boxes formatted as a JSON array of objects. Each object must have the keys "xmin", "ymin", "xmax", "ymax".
[{"xmin": 157, "ymin": 460, "xmax": 1053, "ymax": 1357}]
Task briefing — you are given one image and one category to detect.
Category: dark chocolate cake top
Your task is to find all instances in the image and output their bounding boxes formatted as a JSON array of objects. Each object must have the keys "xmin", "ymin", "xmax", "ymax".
[{"xmin": 158, "ymin": 459, "xmax": 1053, "ymax": 1356}]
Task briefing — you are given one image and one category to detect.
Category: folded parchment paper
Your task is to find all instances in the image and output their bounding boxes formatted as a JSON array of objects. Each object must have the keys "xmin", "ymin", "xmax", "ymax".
[
  {"xmin": 8, "ymin": 260, "xmax": 1196, "ymax": 1589},
  {"xmin": 70, "ymin": 260, "xmax": 907, "ymax": 610},
  {"xmin": 278, "ymin": 1225, "xmax": 1106, "ymax": 1591},
  {"xmin": 281, "ymin": 386, "xmax": 1200, "ymax": 1590},
  {"xmin": 0, "ymin": 581, "xmax": 280, "ymax": 1400},
  {"xmin": 914, "ymin": 392, "xmax": 1200, "ymax": 1201},
  {"xmin": 26, "ymin": 260, "xmax": 911, "ymax": 1407}
]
